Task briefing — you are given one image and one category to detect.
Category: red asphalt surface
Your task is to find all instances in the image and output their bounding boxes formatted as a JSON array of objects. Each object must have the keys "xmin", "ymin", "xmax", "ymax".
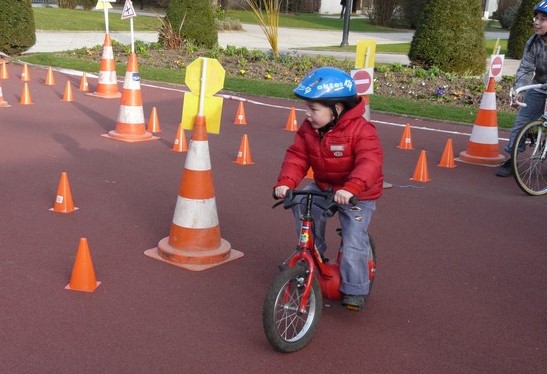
[{"xmin": 0, "ymin": 62, "xmax": 545, "ymax": 374}]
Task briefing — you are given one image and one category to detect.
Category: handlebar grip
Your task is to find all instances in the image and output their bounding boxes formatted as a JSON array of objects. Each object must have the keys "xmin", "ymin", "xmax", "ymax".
[{"xmin": 349, "ymin": 196, "xmax": 358, "ymax": 206}]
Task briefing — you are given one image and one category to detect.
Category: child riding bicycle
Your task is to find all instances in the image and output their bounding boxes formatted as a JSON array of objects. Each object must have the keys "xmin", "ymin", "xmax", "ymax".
[{"xmin": 273, "ymin": 67, "xmax": 384, "ymax": 311}]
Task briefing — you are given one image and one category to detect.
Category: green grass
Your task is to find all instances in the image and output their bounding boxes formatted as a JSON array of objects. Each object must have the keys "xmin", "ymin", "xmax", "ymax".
[
  {"xmin": 19, "ymin": 53, "xmax": 516, "ymax": 128},
  {"xmin": 33, "ymin": 7, "xmax": 162, "ymax": 31}
]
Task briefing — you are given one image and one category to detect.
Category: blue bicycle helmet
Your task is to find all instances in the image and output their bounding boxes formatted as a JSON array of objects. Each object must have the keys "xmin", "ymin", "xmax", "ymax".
[
  {"xmin": 293, "ymin": 67, "xmax": 357, "ymax": 105},
  {"xmin": 534, "ymin": 1, "xmax": 547, "ymax": 15}
]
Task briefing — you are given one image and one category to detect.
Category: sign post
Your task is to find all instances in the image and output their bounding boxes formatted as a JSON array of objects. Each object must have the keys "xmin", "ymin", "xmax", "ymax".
[
  {"xmin": 121, "ymin": 0, "xmax": 137, "ymax": 53},
  {"xmin": 95, "ymin": 0, "xmax": 115, "ymax": 34}
]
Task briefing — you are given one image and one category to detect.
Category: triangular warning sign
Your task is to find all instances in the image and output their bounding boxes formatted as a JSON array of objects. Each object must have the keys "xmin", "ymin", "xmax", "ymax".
[{"xmin": 121, "ymin": 0, "xmax": 136, "ymax": 19}]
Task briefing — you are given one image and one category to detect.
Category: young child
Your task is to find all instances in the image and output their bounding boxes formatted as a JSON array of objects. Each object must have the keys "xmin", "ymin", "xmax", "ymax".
[{"xmin": 274, "ymin": 67, "xmax": 384, "ymax": 311}]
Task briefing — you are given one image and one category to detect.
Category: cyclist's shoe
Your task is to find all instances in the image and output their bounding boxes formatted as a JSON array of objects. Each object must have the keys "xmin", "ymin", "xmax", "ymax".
[
  {"xmin": 496, "ymin": 158, "xmax": 513, "ymax": 177},
  {"xmin": 342, "ymin": 294, "xmax": 366, "ymax": 311}
]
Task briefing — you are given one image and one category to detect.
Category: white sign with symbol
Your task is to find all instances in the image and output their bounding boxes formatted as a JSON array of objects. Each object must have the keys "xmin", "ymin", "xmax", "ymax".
[{"xmin": 121, "ymin": 0, "xmax": 137, "ymax": 19}]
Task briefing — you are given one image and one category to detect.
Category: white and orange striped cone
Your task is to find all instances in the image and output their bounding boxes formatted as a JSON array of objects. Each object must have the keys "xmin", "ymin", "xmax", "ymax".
[
  {"xmin": 0, "ymin": 83, "xmax": 10, "ymax": 107},
  {"xmin": 458, "ymin": 77, "xmax": 505, "ymax": 166},
  {"xmin": 103, "ymin": 53, "xmax": 157, "ymax": 142},
  {"xmin": 145, "ymin": 115, "xmax": 244, "ymax": 271},
  {"xmin": 87, "ymin": 34, "xmax": 121, "ymax": 99}
]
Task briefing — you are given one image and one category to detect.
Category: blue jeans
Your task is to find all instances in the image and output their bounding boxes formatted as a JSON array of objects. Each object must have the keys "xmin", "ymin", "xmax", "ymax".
[
  {"xmin": 506, "ymin": 89, "xmax": 547, "ymax": 154},
  {"xmin": 291, "ymin": 183, "xmax": 376, "ymax": 296}
]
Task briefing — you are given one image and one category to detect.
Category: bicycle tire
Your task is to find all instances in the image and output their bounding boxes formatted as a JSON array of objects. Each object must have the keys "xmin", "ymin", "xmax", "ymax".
[
  {"xmin": 262, "ymin": 265, "xmax": 323, "ymax": 353},
  {"xmin": 511, "ymin": 120, "xmax": 547, "ymax": 196}
]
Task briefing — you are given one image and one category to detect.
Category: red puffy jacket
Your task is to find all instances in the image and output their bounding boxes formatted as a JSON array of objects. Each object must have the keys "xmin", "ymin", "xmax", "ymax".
[{"xmin": 275, "ymin": 98, "xmax": 383, "ymax": 200}]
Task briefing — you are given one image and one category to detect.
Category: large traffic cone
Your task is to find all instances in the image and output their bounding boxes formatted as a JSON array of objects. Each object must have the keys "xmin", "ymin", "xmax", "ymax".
[
  {"xmin": 145, "ymin": 115, "xmax": 244, "ymax": 271},
  {"xmin": 79, "ymin": 73, "xmax": 89, "ymax": 92},
  {"xmin": 19, "ymin": 82, "xmax": 32, "ymax": 105},
  {"xmin": 284, "ymin": 107, "xmax": 298, "ymax": 131},
  {"xmin": 62, "ymin": 81, "xmax": 74, "ymax": 102},
  {"xmin": 0, "ymin": 60, "xmax": 8, "ymax": 79},
  {"xmin": 147, "ymin": 106, "xmax": 161, "ymax": 133},
  {"xmin": 45, "ymin": 67, "xmax": 55, "ymax": 86},
  {"xmin": 50, "ymin": 172, "xmax": 78, "ymax": 213},
  {"xmin": 234, "ymin": 134, "xmax": 254, "ymax": 165},
  {"xmin": 458, "ymin": 77, "xmax": 505, "ymax": 166},
  {"xmin": 87, "ymin": 34, "xmax": 121, "ymax": 99},
  {"xmin": 0, "ymin": 83, "xmax": 10, "ymax": 108},
  {"xmin": 21, "ymin": 63, "xmax": 30, "ymax": 82},
  {"xmin": 65, "ymin": 238, "xmax": 100, "ymax": 292},
  {"xmin": 438, "ymin": 139, "xmax": 457, "ymax": 168},
  {"xmin": 233, "ymin": 101, "xmax": 247, "ymax": 125},
  {"xmin": 172, "ymin": 123, "xmax": 188, "ymax": 152},
  {"xmin": 410, "ymin": 150, "xmax": 431, "ymax": 182},
  {"xmin": 397, "ymin": 123, "xmax": 414, "ymax": 149},
  {"xmin": 104, "ymin": 52, "xmax": 157, "ymax": 142}
]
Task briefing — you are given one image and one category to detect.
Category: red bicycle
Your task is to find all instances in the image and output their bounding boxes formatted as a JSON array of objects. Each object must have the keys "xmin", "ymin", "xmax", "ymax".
[{"xmin": 262, "ymin": 189, "xmax": 377, "ymax": 353}]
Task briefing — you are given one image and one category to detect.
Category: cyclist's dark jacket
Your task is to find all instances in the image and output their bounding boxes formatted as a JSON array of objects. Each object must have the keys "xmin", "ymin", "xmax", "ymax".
[
  {"xmin": 515, "ymin": 34, "xmax": 547, "ymax": 90},
  {"xmin": 275, "ymin": 97, "xmax": 383, "ymax": 200}
]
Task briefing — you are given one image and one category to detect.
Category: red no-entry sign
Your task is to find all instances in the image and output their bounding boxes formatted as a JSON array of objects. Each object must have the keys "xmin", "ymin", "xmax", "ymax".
[
  {"xmin": 352, "ymin": 69, "xmax": 373, "ymax": 95},
  {"xmin": 489, "ymin": 55, "xmax": 504, "ymax": 78}
]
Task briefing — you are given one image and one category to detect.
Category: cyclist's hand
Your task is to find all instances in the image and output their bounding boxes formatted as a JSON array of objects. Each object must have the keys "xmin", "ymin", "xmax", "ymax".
[
  {"xmin": 274, "ymin": 185, "xmax": 290, "ymax": 199},
  {"xmin": 334, "ymin": 189, "xmax": 353, "ymax": 205},
  {"xmin": 512, "ymin": 92, "xmax": 524, "ymax": 108}
]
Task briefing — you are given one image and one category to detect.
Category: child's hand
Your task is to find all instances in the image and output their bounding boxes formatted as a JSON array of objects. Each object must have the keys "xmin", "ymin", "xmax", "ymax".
[
  {"xmin": 334, "ymin": 189, "xmax": 354, "ymax": 205},
  {"xmin": 274, "ymin": 185, "xmax": 289, "ymax": 199}
]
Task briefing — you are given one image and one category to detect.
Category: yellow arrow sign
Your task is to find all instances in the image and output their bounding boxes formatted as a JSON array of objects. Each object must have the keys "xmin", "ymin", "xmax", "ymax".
[{"xmin": 185, "ymin": 57, "xmax": 225, "ymax": 97}]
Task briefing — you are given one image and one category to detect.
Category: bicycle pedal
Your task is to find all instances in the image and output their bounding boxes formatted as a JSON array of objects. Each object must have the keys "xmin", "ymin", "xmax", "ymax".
[
  {"xmin": 345, "ymin": 304, "xmax": 364, "ymax": 312},
  {"xmin": 278, "ymin": 263, "xmax": 287, "ymax": 271}
]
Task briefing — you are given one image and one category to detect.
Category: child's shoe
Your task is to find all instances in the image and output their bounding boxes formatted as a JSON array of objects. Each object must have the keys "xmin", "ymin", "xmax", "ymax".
[{"xmin": 342, "ymin": 294, "xmax": 366, "ymax": 311}]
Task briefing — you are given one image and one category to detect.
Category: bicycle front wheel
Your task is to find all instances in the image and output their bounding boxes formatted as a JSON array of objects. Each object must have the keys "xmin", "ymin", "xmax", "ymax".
[
  {"xmin": 512, "ymin": 120, "xmax": 547, "ymax": 196},
  {"xmin": 262, "ymin": 265, "xmax": 322, "ymax": 353}
]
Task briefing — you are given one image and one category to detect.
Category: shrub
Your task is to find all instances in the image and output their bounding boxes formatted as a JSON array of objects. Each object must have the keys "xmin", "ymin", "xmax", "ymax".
[
  {"xmin": 507, "ymin": 0, "xmax": 535, "ymax": 59},
  {"xmin": 164, "ymin": 0, "xmax": 218, "ymax": 49},
  {"xmin": 78, "ymin": 0, "xmax": 96, "ymax": 10},
  {"xmin": 401, "ymin": 0, "xmax": 428, "ymax": 29},
  {"xmin": 58, "ymin": 0, "xmax": 77, "ymax": 9},
  {"xmin": 0, "ymin": 0, "xmax": 35, "ymax": 55},
  {"xmin": 408, "ymin": 0, "xmax": 486, "ymax": 75}
]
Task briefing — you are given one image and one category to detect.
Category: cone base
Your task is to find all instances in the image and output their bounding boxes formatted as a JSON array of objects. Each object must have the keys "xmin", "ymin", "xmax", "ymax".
[
  {"xmin": 49, "ymin": 206, "xmax": 79, "ymax": 214},
  {"xmin": 145, "ymin": 237, "xmax": 244, "ymax": 271},
  {"xmin": 86, "ymin": 91, "xmax": 122, "ymax": 99},
  {"xmin": 0, "ymin": 101, "xmax": 11, "ymax": 108},
  {"xmin": 234, "ymin": 160, "xmax": 255, "ymax": 166},
  {"xmin": 101, "ymin": 132, "xmax": 159, "ymax": 143},
  {"xmin": 65, "ymin": 281, "xmax": 101, "ymax": 292},
  {"xmin": 457, "ymin": 151, "xmax": 505, "ymax": 167},
  {"xmin": 438, "ymin": 162, "xmax": 457, "ymax": 169}
]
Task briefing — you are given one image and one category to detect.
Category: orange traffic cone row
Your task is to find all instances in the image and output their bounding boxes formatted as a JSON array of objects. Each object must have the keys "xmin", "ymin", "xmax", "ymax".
[
  {"xmin": 19, "ymin": 82, "xmax": 32, "ymax": 105},
  {"xmin": 50, "ymin": 172, "xmax": 78, "ymax": 213},
  {"xmin": 104, "ymin": 52, "xmax": 157, "ymax": 142},
  {"xmin": 284, "ymin": 107, "xmax": 298, "ymax": 131},
  {"xmin": 234, "ymin": 134, "xmax": 254, "ymax": 165},
  {"xmin": 79, "ymin": 73, "xmax": 89, "ymax": 92},
  {"xmin": 458, "ymin": 77, "xmax": 505, "ymax": 166},
  {"xmin": 0, "ymin": 60, "xmax": 8, "ymax": 79},
  {"xmin": 62, "ymin": 81, "xmax": 74, "ymax": 102},
  {"xmin": 397, "ymin": 123, "xmax": 414, "ymax": 149},
  {"xmin": 172, "ymin": 123, "xmax": 188, "ymax": 152},
  {"xmin": 87, "ymin": 34, "xmax": 121, "ymax": 99},
  {"xmin": 45, "ymin": 67, "xmax": 55, "ymax": 86},
  {"xmin": 20, "ymin": 63, "xmax": 30, "ymax": 82},
  {"xmin": 305, "ymin": 167, "xmax": 314, "ymax": 179},
  {"xmin": 65, "ymin": 238, "xmax": 101, "ymax": 292},
  {"xmin": 234, "ymin": 101, "xmax": 247, "ymax": 125},
  {"xmin": 410, "ymin": 150, "xmax": 431, "ymax": 182},
  {"xmin": 0, "ymin": 82, "xmax": 10, "ymax": 108},
  {"xmin": 438, "ymin": 139, "xmax": 457, "ymax": 168},
  {"xmin": 147, "ymin": 106, "xmax": 161, "ymax": 133},
  {"xmin": 145, "ymin": 115, "xmax": 244, "ymax": 271}
]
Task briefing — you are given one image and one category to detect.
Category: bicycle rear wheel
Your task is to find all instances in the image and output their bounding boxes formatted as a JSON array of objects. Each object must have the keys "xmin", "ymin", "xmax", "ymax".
[
  {"xmin": 512, "ymin": 120, "xmax": 547, "ymax": 196},
  {"xmin": 262, "ymin": 265, "xmax": 322, "ymax": 353}
]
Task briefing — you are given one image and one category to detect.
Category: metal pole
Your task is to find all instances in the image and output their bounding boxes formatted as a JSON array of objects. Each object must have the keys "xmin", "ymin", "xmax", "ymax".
[{"xmin": 340, "ymin": 0, "xmax": 353, "ymax": 46}]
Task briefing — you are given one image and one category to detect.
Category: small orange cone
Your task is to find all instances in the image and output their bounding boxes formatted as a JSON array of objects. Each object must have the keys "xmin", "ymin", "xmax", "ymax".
[
  {"xmin": 438, "ymin": 139, "xmax": 457, "ymax": 168},
  {"xmin": 62, "ymin": 81, "xmax": 74, "ymax": 102},
  {"xmin": 0, "ymin": 83, "xmax": 10, "ymax": 108},
  {"xmin": 234, "ymin": 134, "xmax": 254, "ymax": 165},
  {"xmin": 45, "ymin": 67, "xmax": 55, "ymax": 86},
  {"xmin": 305, "ymin": 167, "xmax": 314, "ymax": 179},
  {"xmin": 397, "ymin": 123, "xmax": 414, "ymax": 150},
  {"xmin": 87, "ymin": 34, "xmax": 121, "ymax": 99},
  {"xmin": 172, "ymin": 123, "xmax": 188, "ymax": 152},
  {"xmin": 0, "ymin": 60, "xmax": 8, "ymax": 79},
  {"xmin": 21, "ymin": 63, "xmax": 30, "ymax": 82},
  {"xmin": 65, "ymin": 238, "xmax": 101, "ymax": 292},
  {"xmin": 147, "ymin": 106, "xmax": 161, "ymax": 133},
  {"xmin": 79, "ymin": 73, "xmax": 89, "ymax": 92},
  {"xmin": 284, "ymin": 107, "xmax": 298, "ymax": 131},
  {"xmin": 410, "ymin": 150, "xmax": 431, "ymax": 182},
  {"xmin": 234, "ymin": 101, "xmax": 247, "ymax": 125},
  {"xmin": 19, "ymin": 82, "xmax": 33, "ymax": 105},
  {"xmin": 50, "ymin": 172, "xmax": 78, "ymax": 213}
]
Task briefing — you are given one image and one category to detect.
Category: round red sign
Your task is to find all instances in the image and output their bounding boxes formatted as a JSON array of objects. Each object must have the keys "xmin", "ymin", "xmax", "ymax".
[
  {"xmin": 490, "ymin": 56, "xmax": 503, "ymax": 77},
  {"xmin": 352, "ymin": 70, "xmax": 372, "ymax": 94}
]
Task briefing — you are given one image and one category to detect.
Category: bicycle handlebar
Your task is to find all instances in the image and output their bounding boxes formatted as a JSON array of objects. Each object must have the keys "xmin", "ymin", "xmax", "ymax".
[
  {"xmin": 273, "ymin": 189, "xmax": 357, "ymax": 210},
  {"xmin": 511, "ymin": 82, "xmax": 547, "ymax": 107}
]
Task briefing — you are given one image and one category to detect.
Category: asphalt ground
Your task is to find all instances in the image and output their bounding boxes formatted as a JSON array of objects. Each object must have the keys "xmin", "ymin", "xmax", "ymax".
[{"xmin": 0, "ymin": 62, "xmax": 545, "ymax": 373}]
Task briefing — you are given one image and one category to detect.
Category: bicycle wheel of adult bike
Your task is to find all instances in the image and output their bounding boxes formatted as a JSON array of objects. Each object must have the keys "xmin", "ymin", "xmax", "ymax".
[
  {"xmin": 262, "ymin": 265, "xmax": 323, "ymax": 353},
  {"xmin": 511, "ymin": 120, "xmax": 547, "ymax": 196}
]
